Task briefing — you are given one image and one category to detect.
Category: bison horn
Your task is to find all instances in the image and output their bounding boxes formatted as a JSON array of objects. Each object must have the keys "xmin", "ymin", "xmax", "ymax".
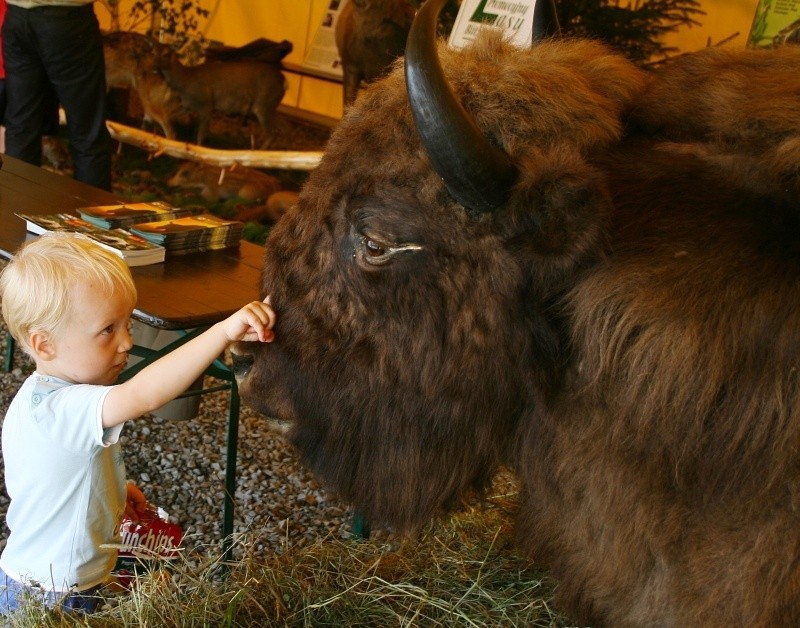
[{"xmin": 405, "ymin": 0, "xmax": 519, "ymax": 214}]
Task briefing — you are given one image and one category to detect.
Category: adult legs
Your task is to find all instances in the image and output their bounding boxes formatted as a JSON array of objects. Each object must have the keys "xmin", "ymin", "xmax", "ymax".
[
  {"xmin": 3, "ymin": 5, "xmax": 111, "ymax": 190},
  {"xmin": 41, "ymin": 6, "xmax": 111, "ymax": 190},
  {"xmin": 41, "ymin": 82, "xmax": 61, "ymax": 137},
  {"xmin": 2, "ymin": 5, "xmax": 47, "ymax": 167}
]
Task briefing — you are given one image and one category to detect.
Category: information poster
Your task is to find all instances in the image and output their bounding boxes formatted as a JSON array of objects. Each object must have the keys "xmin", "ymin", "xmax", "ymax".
[
  {"xmin": 448, "ymin": 0, "xmax": 538, "ymax": 50},
  {"xmin": 747, "ymin": 0, "xmax": 800, "ymax": 47},
  {"xmin": 302, "ymin": 0, "xmax": 348, "ymax": 79}
]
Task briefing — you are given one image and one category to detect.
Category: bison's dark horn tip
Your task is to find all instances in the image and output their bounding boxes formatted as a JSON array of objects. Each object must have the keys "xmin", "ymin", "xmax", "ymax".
[{"xmin": 404, "ymin": 0, "xmax": 518, "ymax": 213}]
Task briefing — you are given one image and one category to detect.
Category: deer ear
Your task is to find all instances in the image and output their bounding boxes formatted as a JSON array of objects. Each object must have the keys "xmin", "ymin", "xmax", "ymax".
[{"xmin": 495, "ymin": 148, "xmax": 611, "ymax": 283}]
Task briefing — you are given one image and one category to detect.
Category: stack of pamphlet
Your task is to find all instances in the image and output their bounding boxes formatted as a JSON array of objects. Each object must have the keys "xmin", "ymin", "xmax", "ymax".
[
  {"xmin": 17, "ymin": 212, "xmax": 166, "ymax": 267},
  {"xmin": 77, "ymin": 201, "xmax": 201, "ymax": 229},
  {"xmin": 130, "ymin": 213, "xmax": 244, "ymax": 255}
]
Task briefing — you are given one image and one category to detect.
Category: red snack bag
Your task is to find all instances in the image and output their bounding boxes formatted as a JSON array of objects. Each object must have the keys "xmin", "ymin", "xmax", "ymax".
[{"xmin": 113, "ymin": 485, "xmax": 184, "ymax": 589}]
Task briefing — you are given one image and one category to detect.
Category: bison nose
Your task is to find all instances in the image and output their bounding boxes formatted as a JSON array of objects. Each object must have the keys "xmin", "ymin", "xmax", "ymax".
[{"xmin": 230, "ymin": 345, "xmax": 255, "ymax": 382}]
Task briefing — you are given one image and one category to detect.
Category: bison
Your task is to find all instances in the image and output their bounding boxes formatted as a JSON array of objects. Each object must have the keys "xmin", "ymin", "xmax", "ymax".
[
  {"xmin": 335, "ymin": 0, "xmax": 415, "ymax": 106},
  {"xmin": 235, "ymin": 0, "xmax": 800, "ymax": 624}
]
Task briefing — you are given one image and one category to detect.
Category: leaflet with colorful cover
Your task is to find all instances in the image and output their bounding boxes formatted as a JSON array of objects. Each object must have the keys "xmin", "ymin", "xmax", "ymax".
[
  {"xmin": 77, "ymin": 200, "xmax": 200, "ymax": 229},
  {"xmin": 130, "ymin": 213, "xmax": 244, "ymax": 255},
  {"xmin": 17, "ymin": 212, "xmax": 166, "ymax": 266}
]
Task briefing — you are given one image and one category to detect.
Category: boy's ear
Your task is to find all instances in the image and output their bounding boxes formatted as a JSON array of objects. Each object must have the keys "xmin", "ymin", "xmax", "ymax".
[{"xmin": 29, "ymin": 331, "xmax": 56, "ymax": 361}]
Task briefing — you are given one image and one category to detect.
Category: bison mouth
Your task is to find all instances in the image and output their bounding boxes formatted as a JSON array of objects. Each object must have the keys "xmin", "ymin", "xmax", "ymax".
[
  {"xmin": 230, "ymin": 347, "xmax": 254, "ymax": 381},
  {"xmin": 231, "ymin": 340, "xmax": 297, "ymax": 432}
]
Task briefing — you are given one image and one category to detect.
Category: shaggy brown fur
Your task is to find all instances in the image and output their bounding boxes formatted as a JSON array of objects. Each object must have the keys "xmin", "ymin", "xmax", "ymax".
[{"xmin": 236, "ymin": 34, "xmax": 800, "ymax": 626}]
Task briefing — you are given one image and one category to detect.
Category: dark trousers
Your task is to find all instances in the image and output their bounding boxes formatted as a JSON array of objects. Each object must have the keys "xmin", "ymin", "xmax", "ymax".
[{"xmin": 2, "ymin": 3, "xmax": 112, "ymax": 190}]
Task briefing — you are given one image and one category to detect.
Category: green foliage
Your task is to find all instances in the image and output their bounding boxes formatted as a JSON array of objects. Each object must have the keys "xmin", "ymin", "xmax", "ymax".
[
  {"xmin": 128, "ymin": 0, "xmax": 209, "ymax": 41},
  {"xmin": 242, "ymin": 222, "xmax": 271, "ymax": 246},
  {"xmin": 102, "ymin": 0, "xmax": 210, "ymax": 60},
  {"xmin": 556, "ymin": 0, "xmax": 706, "ymax": 63}
]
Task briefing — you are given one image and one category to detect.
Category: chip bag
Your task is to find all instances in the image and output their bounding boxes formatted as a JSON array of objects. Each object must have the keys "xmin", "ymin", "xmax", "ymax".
[{"xmin": 112, "ymin": 484, "xmax": 184, "ymax": 589}]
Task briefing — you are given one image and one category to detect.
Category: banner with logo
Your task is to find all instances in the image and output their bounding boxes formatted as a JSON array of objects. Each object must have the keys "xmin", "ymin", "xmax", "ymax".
[
  {"xmin": 448, "ymin": 0, "xmax": 538, "ymax": 50},
  {"xmin": 748, "ymin": 0, "xmax": 800, "ymax": 47}
]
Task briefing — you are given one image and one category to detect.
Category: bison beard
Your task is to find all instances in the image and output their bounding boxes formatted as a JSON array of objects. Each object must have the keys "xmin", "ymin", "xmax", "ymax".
[{"xmin": 234, "ymin": 15, "xmax": 800, "ymax": 628}]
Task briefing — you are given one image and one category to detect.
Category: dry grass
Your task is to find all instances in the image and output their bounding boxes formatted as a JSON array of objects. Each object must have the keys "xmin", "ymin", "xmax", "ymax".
[{"xmin": 5, "ymin": 482, "xmax": 568, "ymax": 627}]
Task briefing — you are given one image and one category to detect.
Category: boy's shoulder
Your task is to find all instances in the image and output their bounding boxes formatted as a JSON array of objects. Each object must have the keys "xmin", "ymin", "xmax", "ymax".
[
  {"xmin": 9, "ymin": 374, "xmax": 74, "ymax": 409},
  {"xmin": 29, "ymin": 373, "xmax": 72, "ymax": 401},
  {"xmin": 6, "ymin": 375, "xmax": 113, "ymax": 448},
  {"xmin": 11, "ymin": 373, "xmax": 104, "ymax": 411}
]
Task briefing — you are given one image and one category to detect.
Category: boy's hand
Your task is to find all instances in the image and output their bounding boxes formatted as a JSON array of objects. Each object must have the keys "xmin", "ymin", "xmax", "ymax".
[
  {"xmin": 125, "ymin": 481, "xmax": 157, "ymax": 523},
  {"xmin": 223, "ymin": 297, "xmax": 276, "ymax": 343}
]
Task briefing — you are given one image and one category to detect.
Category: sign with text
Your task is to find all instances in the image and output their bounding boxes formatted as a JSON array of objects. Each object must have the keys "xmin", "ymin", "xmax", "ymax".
[
  {"xmin": 302, "ymin": 0, "xmax": 347, "ymax": 80},
  {"xmin": 748, "ymin": 0, "xmax": 800, "ymax": 47},
  {"xmin": 448, "ymin": 0, "xmax": 538, "ymax": 50}
]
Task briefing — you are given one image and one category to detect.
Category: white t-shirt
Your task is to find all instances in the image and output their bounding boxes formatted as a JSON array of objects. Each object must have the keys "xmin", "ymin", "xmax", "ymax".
[{"xmin": 0, "ymin": 374, "xmax": 126, "ymax": 592}]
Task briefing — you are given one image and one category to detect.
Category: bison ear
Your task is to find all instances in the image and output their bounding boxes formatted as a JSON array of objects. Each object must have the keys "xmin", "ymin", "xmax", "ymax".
[
  {"xmin": 766, "ymin": 136, "xmax": 800, "ymax": 197},
  {"xmin": 495, "ymin": 149, "xmax": 611, "ymax": 280}
]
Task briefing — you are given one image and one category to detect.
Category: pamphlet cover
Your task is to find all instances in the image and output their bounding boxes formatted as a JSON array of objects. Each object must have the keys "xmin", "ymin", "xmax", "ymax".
[
  {"xmin": 131, "ymin": 213, "xmax": 244, "ymax": 254},
  {"xmin": 16, "ymin": 212, "xmax": 166, "ymax": 266},
  {"xmin": 77, "ymin": 201, "xmax": 198, "ymax": 229}
]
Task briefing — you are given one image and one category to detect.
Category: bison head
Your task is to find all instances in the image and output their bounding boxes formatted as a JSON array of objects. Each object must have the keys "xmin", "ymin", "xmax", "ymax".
[
  {"xmin": 234, "ymin": 2, "xmax": 800, "ymax": 622},
  {"xmin": 236, "ymin": 0, "xmax": 645, "ymax": 532}
]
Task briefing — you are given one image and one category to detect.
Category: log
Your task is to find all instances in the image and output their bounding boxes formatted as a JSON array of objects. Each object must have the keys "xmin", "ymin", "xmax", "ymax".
[{"xmin": 106, "ymin": 121, "xmax": 323, "ymax": 171}]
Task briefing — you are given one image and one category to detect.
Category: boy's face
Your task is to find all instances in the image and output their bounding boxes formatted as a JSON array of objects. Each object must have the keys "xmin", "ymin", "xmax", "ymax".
[{"xmin": 36, "ymin": 281, "xmax": 135, "ymax": 385}]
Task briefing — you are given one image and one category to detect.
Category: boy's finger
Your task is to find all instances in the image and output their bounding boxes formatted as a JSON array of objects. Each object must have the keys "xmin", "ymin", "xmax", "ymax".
[
  {"xmin": 249, "ymin": 309, "xmax": 270, "ymax": 332},
  {"xmin": 251, "ymin": 302, "xmax": 276, "ymax": 329}
]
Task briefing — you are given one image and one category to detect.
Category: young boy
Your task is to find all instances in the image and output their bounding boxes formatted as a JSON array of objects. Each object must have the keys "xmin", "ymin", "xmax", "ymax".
[{"xmin": 0, "ymin": 232, "xmax": 275, "ymax": 613}]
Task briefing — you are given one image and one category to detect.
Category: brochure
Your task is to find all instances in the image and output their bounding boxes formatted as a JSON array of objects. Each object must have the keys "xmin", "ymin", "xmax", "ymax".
[
  {"xmin": 77, "ymin": 200, "xmax": 200, "ymax": 229},
  {"xmin": 17, "ymin": 212, "xmax": 166, "ymax": 266},
  {"xmin": 130, "ymin": 213, "xmax": 244, "ymax": 255}
]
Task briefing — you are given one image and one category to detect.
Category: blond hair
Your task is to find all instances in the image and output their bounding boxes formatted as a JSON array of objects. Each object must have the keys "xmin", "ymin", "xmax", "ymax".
[{"xmin": 0, "ymin": 233, "xmax": 137, "ymax": 357}]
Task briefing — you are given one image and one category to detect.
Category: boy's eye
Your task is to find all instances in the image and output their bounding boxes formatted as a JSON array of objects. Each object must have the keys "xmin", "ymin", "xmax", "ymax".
[{"xmin": 102, "ymin": 325, "xmax": 115, "ymax": 334}]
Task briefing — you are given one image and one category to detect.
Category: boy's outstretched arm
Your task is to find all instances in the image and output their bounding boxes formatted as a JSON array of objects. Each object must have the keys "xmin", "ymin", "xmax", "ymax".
[{"xmin": 102, "ymin": 299, "xmax": 275, "ymax": 428}]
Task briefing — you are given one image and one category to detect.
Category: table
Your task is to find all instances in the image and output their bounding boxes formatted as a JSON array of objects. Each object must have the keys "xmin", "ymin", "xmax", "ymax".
[{"xmin": 0, "ymin": 155, "xmax": 264, "ymax": 559}]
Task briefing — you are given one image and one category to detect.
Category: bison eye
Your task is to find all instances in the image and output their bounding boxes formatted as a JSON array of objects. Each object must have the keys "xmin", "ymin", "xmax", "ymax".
[
  {"xmin": 365, "ymin": 237, "xmax": 386, "ymax": 257},
  {"xmin": 354, "ymin": 232, "xmax": 423, "ymax": 268},
  {"xmin": 359, "ymin": 234, "xmax": 393, "ymax": 266}
]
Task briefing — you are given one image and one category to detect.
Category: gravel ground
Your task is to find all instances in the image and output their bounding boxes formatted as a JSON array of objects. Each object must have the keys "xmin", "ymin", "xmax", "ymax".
[{"xmin": 0, "ymin": 257, "xmax": 359, "ymax": 564}]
